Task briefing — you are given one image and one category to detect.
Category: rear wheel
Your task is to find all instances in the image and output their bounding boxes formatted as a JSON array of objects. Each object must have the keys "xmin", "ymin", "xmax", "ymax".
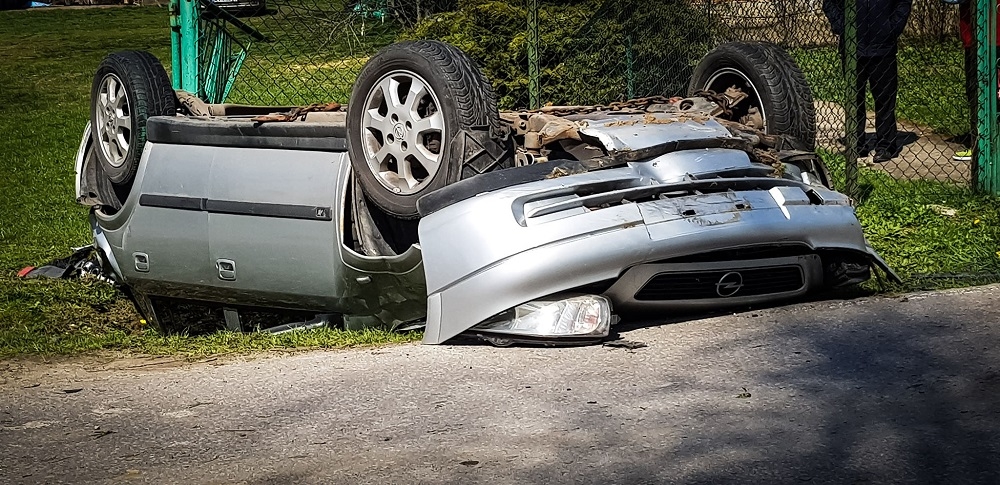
[
  {"xmin": 689, "ymin": 42, "xmax": 816, "ymax": 149},
  {"xmin": 90, "ymin": 51, "xmax": 176, "ymax": 200},
  {"xmin": 347, "ymin": 40, "xmax": 513, "ymax": 219}
]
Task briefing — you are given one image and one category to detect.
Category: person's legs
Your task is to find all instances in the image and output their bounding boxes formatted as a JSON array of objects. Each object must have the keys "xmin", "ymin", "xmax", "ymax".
[
  {"xmin": 849, "ymin": 56, "xmax": 871, "ymax": 154},
  {"xmin": 955, "ymin": 47, "xmax": 977, "ymax": 161},
  {"xmin": 966, "ymin": 46, "xmax": 977, "ymax": 139},
  {"xmin": 869, "ymin": 53, "xmax": 899, "ymax": 160}
]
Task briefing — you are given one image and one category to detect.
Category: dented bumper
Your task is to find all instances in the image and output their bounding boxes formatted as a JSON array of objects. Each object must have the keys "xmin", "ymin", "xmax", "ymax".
[{"xmin": 419, "ymin": 165, "xmax": 895, "ymax": 344}]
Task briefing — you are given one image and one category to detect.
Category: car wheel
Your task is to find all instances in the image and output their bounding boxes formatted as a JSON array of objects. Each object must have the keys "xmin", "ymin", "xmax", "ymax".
[
  {"xmin": 90, "ymin": 51, "xmax": 176, "ymax": 196},
  {"xmin": 688, "ymin": 42, "xmax": 816, "ymax": 149},
  {"xmin": 349, "ymin": 175, "xmax": 412, "ymax": 256},
  {"xmin": 347, "ymin": 40, "xmax": 513, "ymax": 219}
]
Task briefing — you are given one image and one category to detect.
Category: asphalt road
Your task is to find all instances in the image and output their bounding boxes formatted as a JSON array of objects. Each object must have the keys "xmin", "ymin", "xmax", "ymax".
[{"xmin": 3, "ymin": 285, "xmax": 1000, "ymax": 484}]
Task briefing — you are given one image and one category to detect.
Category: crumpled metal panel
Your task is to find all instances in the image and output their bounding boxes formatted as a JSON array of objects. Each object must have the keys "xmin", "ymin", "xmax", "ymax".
[
  {"xmin": 578, "ymin": 114, "xmax": 733, "ymax": 152},
  {"xmin": 418, "ymin": 160, "xmax": 881, "ymax": 344}
]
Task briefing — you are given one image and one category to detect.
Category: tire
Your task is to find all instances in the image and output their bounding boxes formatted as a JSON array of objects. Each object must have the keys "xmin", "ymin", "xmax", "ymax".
[
  {"xmin": 347, "ymin": 40, "xmax": 513, "ymax": 219},
  {"xmin": 90, "ymin": 51, "xmax": 176, "ymax": 193},
  {"xmin": 688, "ymin": 42, "xmax": 816, "ymax": 149}
]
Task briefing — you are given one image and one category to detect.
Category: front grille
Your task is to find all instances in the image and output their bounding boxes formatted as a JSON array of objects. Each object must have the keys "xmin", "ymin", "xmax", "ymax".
[{"xmin": 634, "ymin": 266, "xmax": 804, "ymax": 301}]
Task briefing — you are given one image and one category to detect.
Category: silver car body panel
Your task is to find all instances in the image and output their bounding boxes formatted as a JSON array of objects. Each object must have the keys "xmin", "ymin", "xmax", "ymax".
[
  {"xmin": 417, "ymin": 164, "xmax": 879, "ymax": 344},
  {"xmin": 577, "ymin": 114, "xmax": 734, "ymax": 152},
  {"xmin": 74, "ymin": 122, "xmax": 91, "ymax": 202},
  {"xmin": 418, "ymin": 113, "xmax": 888, "ymax": 344},
  {"xmin": 89, "ymin": 135, "xmax": 426, "ymax": 330}
]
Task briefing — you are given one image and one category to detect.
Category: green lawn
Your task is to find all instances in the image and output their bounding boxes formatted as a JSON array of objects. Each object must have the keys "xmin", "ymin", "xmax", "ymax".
[
  {"xmin": 821, "ymin": 151, "xmax": 1000, "ymax": 285},
  {"xmin": 0, "ymin": 6, "xmax": 997, "ymax": 357}
]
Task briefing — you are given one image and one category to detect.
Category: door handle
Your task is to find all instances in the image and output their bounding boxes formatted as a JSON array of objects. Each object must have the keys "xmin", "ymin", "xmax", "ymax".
[{"xmin": 216, "ymin": 259, "xmax": 237, "ymax": 281}]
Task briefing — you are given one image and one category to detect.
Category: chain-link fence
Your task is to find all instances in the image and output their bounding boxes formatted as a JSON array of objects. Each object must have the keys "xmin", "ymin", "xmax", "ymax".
[
  {"xmin": 174, "ymin": 0, "xmax": 997, "ymax": 193},
  {"xmin": 171, "ymin": 0, "xmax": 1000, "ymax": 283}
]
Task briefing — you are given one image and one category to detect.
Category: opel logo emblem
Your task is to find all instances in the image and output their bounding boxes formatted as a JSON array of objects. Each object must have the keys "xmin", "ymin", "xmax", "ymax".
[
  {"xmin": 393, "ymin": 123, "xmax": 406, "ymax": 141},
  {"xmin": 715, "ymin": 271, "xmax": 744, "ymax": 297}
]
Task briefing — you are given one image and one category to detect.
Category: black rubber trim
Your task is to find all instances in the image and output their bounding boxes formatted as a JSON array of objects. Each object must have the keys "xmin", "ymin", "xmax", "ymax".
[
  {"xmin": 139, "ymin": 194, "xmax": 333, "ymax": 221},
  {"xmin": 146, "ymin": 116, "xmax": 348, "ymax": 152},
  {"xmin": 139, "ymin": 194, "xmax": 204, "ymax": 211},
  {"xmin": 205, "ymin": 200, "xmax": 333, "ymax": 220},
  {"xmin": 416, "ymin": 136, "xmax": 752, "ymax": 217}
]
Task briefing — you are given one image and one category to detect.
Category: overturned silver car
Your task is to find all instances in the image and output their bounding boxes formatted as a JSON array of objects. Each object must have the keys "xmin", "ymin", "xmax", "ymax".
[{"xmin": 74, "ymin": 40, "xmax": 898, "ymax": 345}]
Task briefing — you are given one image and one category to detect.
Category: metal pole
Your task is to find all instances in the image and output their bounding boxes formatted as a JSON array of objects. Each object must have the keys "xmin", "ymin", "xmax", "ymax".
[
  {"xmin": 169, "ymin": 0, "xmax": 182, "ymax": 90},
  {"xmin": 179, "ymin": 0, "xmax": 200, "ymax": 95},
  {"xmin": 626, "ymin": 33, "xmax": 635, "ymax": 99},
  {"xmin": 975, "ymin": 0, "xmax": 999, "ymax": 194},
  {"xmin": 843, "ymin": 0, "xmax": 860, "ymax": 199},
  {"xmin": 527, "ymin": 0, "xmax": 540, "ymax": 109}
]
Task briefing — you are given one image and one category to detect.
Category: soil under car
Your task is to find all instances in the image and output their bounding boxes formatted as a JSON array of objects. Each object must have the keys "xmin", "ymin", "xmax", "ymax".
[{"xmin": 74, "ymin": 40, "xmax": 899, "ymax": 345}]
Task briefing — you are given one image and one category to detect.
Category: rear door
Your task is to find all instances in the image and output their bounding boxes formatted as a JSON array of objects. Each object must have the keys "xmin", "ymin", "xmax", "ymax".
[{"xmin": 204, "ymin": 146, "xmax": 347, "ymax": 308}]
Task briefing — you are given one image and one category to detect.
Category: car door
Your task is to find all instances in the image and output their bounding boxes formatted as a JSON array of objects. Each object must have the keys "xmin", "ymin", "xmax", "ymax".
[
  {"xmin": 120, "ymin": 143, "xmax": 213, "ymax": 295},
  {"xmin": 204, "ymin": 146, "xmax": 345, "ymax": 309}
]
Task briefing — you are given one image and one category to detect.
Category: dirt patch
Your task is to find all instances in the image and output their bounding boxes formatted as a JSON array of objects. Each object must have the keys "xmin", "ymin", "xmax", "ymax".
[
  {"xmin": 1, "ymin": 353, "xmax": 242, "ymax": 390},
  {"xmin": 815, "ymin": 100, "xmax": 971, "ymax": 184}
]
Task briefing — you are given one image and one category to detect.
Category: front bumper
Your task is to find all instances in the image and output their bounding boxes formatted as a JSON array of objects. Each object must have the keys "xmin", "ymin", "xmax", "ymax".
[{"xmin": 418, "ymin": 168, "xmax": 891, "ymax": 344}]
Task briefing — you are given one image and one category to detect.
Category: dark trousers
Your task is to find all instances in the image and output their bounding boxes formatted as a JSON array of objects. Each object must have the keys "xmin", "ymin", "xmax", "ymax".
[
  {"xmin": 850, "ymin": 54, "xmax": 899, "ymax": 151},
  {"xmin": 965, "ymin": 47, "xmax": 977, "ymax": 146}
]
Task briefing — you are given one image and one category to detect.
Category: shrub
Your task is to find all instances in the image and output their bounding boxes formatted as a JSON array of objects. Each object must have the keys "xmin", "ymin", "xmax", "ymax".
[{"xmin": 403, "ymin": 0, "xmax": 715, "ymax": 108}]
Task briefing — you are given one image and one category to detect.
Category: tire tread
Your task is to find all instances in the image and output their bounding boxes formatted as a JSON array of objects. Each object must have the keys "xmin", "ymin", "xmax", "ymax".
[
  {"xmin": 347, "ymin": 40, "xmax": 513, "ymax": 218},
  {"xmin": 89, "ymin": 51, "xmax": 176, "ymax": 193},
  {"xmin": 689, "ymin": 42, "xmax": 816, "ymax": 148}
]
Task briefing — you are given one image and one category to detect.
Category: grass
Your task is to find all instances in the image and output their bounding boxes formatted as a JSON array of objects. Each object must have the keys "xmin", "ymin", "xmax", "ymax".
[
  {"xmin": 0, "ymin": 6, "xmax": 998, "ymax": 357},
  {"xmin": 820, "ymin": 150, "xmax": 1000, "ymax": 287},
  {"xmin": 0, "ymin": 276, "xmax": 419, "ymax": 358}
]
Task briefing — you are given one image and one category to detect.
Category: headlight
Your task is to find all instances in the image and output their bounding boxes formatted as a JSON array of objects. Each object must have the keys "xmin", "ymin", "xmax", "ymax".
[{"xmin": 472, "ymin": 294, "xmax": 613, "ymax": 339}]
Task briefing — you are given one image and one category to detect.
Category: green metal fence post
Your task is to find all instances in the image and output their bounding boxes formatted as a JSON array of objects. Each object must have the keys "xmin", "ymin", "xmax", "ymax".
[
  {"xmin": 169, "ymin": 0, "xmax": 182, "ymax": 89},
  {"xmin": 975, "ymin": 0, "xmax": 999, "ymax": 194},
  {"xmin": 527, "ymin": 0, "xmax": 540, "ymax": 109},
  {"xmin": 179, "ymin": 0, "xmax": 200, "ymax": 94},
  {"xmin": 626, "ymin": 33, "xmax": 635, "ymax": 100},
  {"xmin": 843, "ymin": 0, "xmax": 860, "ymax": 199}
]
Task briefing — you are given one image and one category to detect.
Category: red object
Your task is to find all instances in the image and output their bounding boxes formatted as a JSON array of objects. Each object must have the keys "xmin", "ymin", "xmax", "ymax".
[
  {"xmin": 960, "ymin": 3, "xmax": 1000, "ymax": 49},
  {"xmin": 16, "ymin": 266, "xmax": 34, "ymax": 278}
]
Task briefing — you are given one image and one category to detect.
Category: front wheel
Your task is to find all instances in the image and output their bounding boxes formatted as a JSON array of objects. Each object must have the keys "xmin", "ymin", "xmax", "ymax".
[
  {"xmin": 689, "ymin": 42, "xmax": 816, "ymax": 149},
  {"xmin": 346, "ymin": 40, "xmax": 513, "ymax": 219}
]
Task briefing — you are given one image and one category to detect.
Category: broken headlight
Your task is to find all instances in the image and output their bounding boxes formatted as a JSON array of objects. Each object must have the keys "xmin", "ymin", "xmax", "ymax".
[{"xmin": 472, "ymin": 295, "xmax": 612, "ymax": 339}]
